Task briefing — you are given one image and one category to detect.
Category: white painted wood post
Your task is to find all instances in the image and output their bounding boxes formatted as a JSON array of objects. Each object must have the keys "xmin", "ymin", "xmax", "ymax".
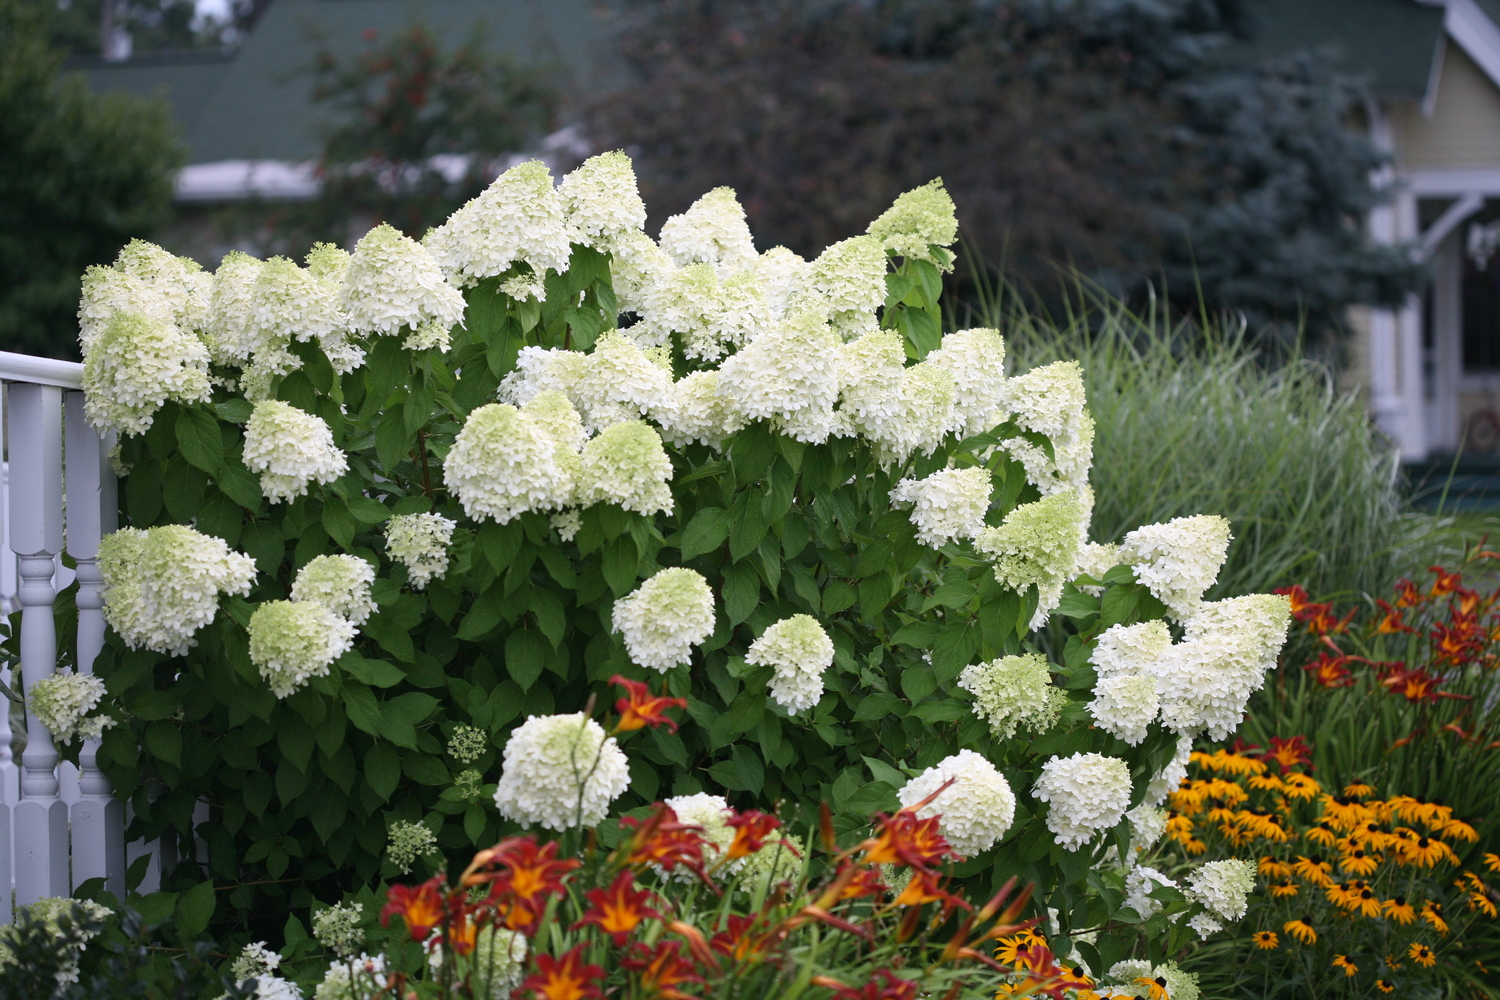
[
  {"xmin": 66, "ymin": 391, "xmax": 123, "ymax": 896},
  {"xmin": 10, "ymin": 383, "xmax": 69, "ymax": 902}
]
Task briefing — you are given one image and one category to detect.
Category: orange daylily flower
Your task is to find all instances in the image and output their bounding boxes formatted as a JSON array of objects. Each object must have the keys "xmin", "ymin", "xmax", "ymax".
[
  {"xmin": 380, "ymin": 877, "xmax": 446, "ymax": 942},
  {"xmin": 610, "ymin": 675, "xmax": 688, "ymax": 733},
  {"xmin": 520, "ymin": 945, "xmax": 604, "ymax": 1000},
  {"xmin": 619, "ymin": 941, "xmax": 704, "ymax": 1000},
  {"xmin": 724, "ymin": 809, "xmax": 781, "ymax": 859},
  {"xmin": 572, "ymin": 870, "xmax": 663, "ymax": 944},
  {"xmin": 617, "ymin": 803, "xmax": 709, "ymax": 876},
  {"xmin": 859, "ymin": 808, "xmax": 953, "ymax": 869}
]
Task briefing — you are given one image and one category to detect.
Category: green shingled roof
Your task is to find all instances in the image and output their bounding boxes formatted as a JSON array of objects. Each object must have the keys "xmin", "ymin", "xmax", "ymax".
[
  {"xmin": 1232, "ymin": 0, "xmax": 1447, "ymax": 100},
  {"xmin": 80, "ymin": 0, "xmax": 600, "ymax": 164}
]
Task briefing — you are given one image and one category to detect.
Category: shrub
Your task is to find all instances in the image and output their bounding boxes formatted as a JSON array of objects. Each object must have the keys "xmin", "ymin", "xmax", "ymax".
[{"xmin": 71, "ymin": 158, "xmax": 1285, "ymax": 972}]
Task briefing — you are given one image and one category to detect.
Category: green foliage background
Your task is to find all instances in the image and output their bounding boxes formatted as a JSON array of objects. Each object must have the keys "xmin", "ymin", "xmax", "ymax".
[{"xmin": 81, "ymin": 249, "xmax": 1190, "ymax": 974}]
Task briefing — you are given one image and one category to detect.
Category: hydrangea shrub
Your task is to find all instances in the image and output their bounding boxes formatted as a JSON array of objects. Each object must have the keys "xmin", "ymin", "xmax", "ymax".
[{"xmin": 75, "ymin": 155, "xmax": 1288, "ymax": 973}]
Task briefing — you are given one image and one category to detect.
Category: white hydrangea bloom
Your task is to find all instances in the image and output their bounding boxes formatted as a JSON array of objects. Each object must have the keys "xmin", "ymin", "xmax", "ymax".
[
  {"xmin": 1127, "ymin": 803, "xmax": 1168, "ymax": 850},
  {"xmin": 312, "ymin": 902, "xmax": 365, "ymax": 959},
  {"xmin": 1124, "ymin": 864, "xmax": 1175, "ymax": 918},
  {"xmin": 232, "ymin": 942, "xmax": 283, "ymax": 980},
  {"xmin": 1150, "ymin": 594, "xmax": 1291, "ymax": 739},
  {"xmin": 612, "ymin": 567, "xmax": 715, "ymax": 672},
  {"xmin": 889, "ymin": 467, "xmax": 992, "ymax": 548},
  {"xmin": 656, "ymin": 371, "xmax": 746, "ymax": 449},
  {"xmin": 550, "ymin": 509, "xmax": 582, "ymax": 542},
  {"xmin": 27, "ymin": 670, "xmax": 115, "ymax": 745},
  {"xmin": 1187, "ymin": 913, "xmax": 1223, "ymax": 940},
  {"xmin": 402, "ymin": 319, "xmax": 451, "ymax": 353},
  {"xmin": 1071, "ymin": 540, "xmax": 1121, "ymax": 596},
  {"xmin": 521, "ymin": 390, "xmax": 588, "ymax": 452},
  {"xmin": 248, "ymin": 600, "xmax": 357, "ymax": 698},
  {"xmin": 866, "ymin": 362, "xmax": 958, "ymax": 462},
  {"xmin": 291, "ymin": 555, "xmax": 377, "ymax": 625},
  {"xmin": 448, "ymin": 404, "xmax": 574, "ymax": 523},
  {"xmin": 1185, "ymin": 859, "xmax": 1256, "ymax": 921},
  {"xmin": 81, "ymin": 312, "xmax": 212, "ymax": 436},
  {"xmin": 314, "ymin": 955, "xmax": 388, "ymax": 1000},
  {"xmin": 427, "ymin": 161, "xmax": 572, "ymax": 285},
  {"xmin": 1033, "ymin": 752, "xmax": 1133, "ymax": 851},
  {"xmin": 1104, "ymin": 960, "xmax": 1153, "ymax": 987},
  {"xmin": 497, "ymin": 346, "xmax": 587, "ymax": 407},
  {"xmin": 897, "ymin": 749, "xmax": 1017, "ymax": 856},
  {"xmin": 386, "ymin": 820, "xmax": 439, "ymax": 873},
  {"xmin": 99, "ymin": 525, "xmax": 256, "ymax": 656},
  {"xmin": 205, "ymin": 251, "xmax": 264, "ymax": 363},
  {"xmin": 247, "ymin": 256, "xmax": 347, "ymax": 372},
  {"xmin": 570, "ymin": 331, "xmax": 676, "ymax": 432},
  {"xmin": 576, "ymin": 420, "xmax": 674, "ymax": 516},
  {"xmin": 738, "ymin": 834, "xmax": 804, "ymax": 890},
  {"xmin": 996, "ymin": 361, "xmax": 1093, "ymax": 496},
  {"xmin": 835, "ymin": 329, "xmax": 907, "ymax": 439},
  {"xmin": 645, "ymin": 263, "xmax": 768, "ymax": 361},
  {"xmin": 1119, "ymin": 514, "xmax": 1233, "ymax": 621},
  {"xmin": 1092, "ymin": 621, "xmax": 1172, "ymax": 679},
  {"xmin": 609, "ymin": 230, "xmax": 676, "ymax": 318},
  {"xmin": 717, "ymin": 308, "xmax": 842, "ymax": 444},
  {"xmin": 974, "ymin": 490, "xmax": 1085, "ymax": 629},
  {"xmin": 384, "ymin": 512, "xmax": 455, "ymax": 589},
  {"xmin": 342, "ymin": 224, "xmax": 465, "ymax": 337},
  {"xmin": 79, "ymin": 241, "xmax": 207, "ymax": 351},
  {"xmin": 790, "ymin": 234, "xmax": 888, "ymax": 340},
  {"xmin": 493, "ymin": 713, "xmax": 630, "ymax": 831},
  {"xmin": 1088, "ymin": 672, "xmax": 1160, "ymax": 746},
  {"xmin": 426, "ymin": 927, "xmax": 526, "ymax": 999},
  {"xmin": 658, "ymin": 187, "xmax": 758, "ymax": 275},
  {"xmin": 560, "ymin": 150, "xmax": 647, "ymax": 250},
  {"xmin": 1143, "ymin": 735, "xmax": 1193, "ymax": 809},
  {"xmin": 957, "ymin": 653, "xmax": 1067, "ymax": 739},
  {"xmin": 242, "ymin": 400, "xmax": 349, "ymax": 502},
  {"xmin": 78, "ymin": 265, "xmax": 166, "ymax": 353},
  {"xmin": 867, "ymin": 179, "xmax": 959, "ymax": 268},
  {"xmin": 746, "ymin": 614, "xmax": 834, "ymax": 714},
  {"xmin": 757, "ymin": 247, "xmax": 809, "ymax": 318},
  {"xmin": 662, "ymin": 793, "xmax": 741, "ymax": 879},
  {"xmin": 925, "ymin": 328, "xmax": 1007, "ymax": 436}
]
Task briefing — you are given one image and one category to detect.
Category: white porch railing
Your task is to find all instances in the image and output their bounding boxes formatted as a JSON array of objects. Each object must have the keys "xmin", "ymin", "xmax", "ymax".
[{"xmin": 0, "ymin": 350, "xmax": 162, "ymax": 919}]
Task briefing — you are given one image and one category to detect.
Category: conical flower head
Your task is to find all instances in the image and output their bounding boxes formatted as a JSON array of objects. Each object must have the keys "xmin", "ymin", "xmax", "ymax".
[
  {"xmin": 342, "ymin": 223, "xmax": 465, "ymax": 337},
  {"xmin": 658, "ymin": 187, "xmax": 758, "ymax": 274},
  {"xmin": 867, "ymin": 178, "xmax": 958, "ymax": 268},
  {"xmin": 426, "ymin": 160, "xmax": 572, "ymax": 285},
  {"xmin": 612, "ymin": 567, "xmax": 716, "ymax": 671},
  {"xmin": 559, "ymin": 150, "xmax": 647, "ymax": 249}
]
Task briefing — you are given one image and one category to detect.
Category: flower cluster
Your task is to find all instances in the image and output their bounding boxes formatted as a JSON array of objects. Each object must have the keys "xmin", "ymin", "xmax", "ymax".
[
  {"xmin": 426, "ymin": 160, "xmax": 572, "ymax": 286},
  {"xmin": 341, "ymin": 223, "xmax": 465, "ymax": 338},
  {"xmin": 745, "ymin": 615, "xmax": 834, "ymax": 714},
  {"xmin": 0, "ymin": 896, "xmax": 113, "ymax": 989},
  {"xmin": 384, "ymin": 512, "xmax": 456, "ymax": 589},
  {"xmin": 493, "ymin": 713, "xmax": 630, "ymax": 831},
  {"xmin": 1120, "ymin": 515, "xmax": 1233, "ymax": 621},
  {"xmin": 291, "ymin": 554, "xmax": 376, "ymax": 625},
  {"xmin": 242, "ymin": 400, "xmax": 349, "ymax": 502},
  {"xmin": 98, "ymin": 524, "xmax": 257, "ymax": 656},
  {"xmin": 612, "ymin": 567, "xmax": 716, "ymax": 671},
  {"xmin": 896, "ymin": 750, "xmax": 1016, "ymax": 855},
  {"xmin": 26, "ymin": 670, "xmax": 115, "ymax": 745},
  {"xmin": 957, "ymin": 652, "xmax": 1067, "ymax": 739},
  {"xmin": 386, "ymin": 820, "xmax": 440, "ymax": 875},
  {"xmin": 247, "ymin": 600, "xmax": 357, "ymax": 698},
  {"xmin": 997, "ymin": 361, "xmax": 1094, "ymax": 498},
  {"xmin": 1033, "ymin": 752, "xmax": 1133, "ymax": 852},
  {"xmin": 975, "ymin": 490, "xmax": 1085, "ymax": 627},
  {"xmin": 1152, "ymin": 594, "xmax": 1291, "ymax": 739},
  {"xmin": 312, "ymin": 901, "xmax": 366, "ymax": 959},
  {"xmin": 889, "ymin": 466, "xmax": 993, "ymax": 548}
]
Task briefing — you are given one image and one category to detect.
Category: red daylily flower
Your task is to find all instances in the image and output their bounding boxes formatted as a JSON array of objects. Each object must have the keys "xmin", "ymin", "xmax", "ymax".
[
  {"xmin": 573, "ymin": 870, "xmax": 663, "ymax": 944},
  {"xmin": 610, "ymin": 674, "xmax": 688, "ymax": 733},
  {"xmin": 1303, "ymin": 652, "xmax": 1353, "ymax": 688},
  {"xmin": 1375, "ymin": 599, "xmax": 1416, "ymax": 634},
  {"xmin": 381, "ymin": 877, "xmax": 445, "ymax": 941},
  {"xmin": 860, "ymin": 809, "xmax": 953, "ymax": 869},
  {"xmin": 520, "ymin": 946, "xmax": 604, "ymax": 1000},
  {"xmin": 829, "ymin": 970, "xmax": 918, "ymax": 1000},
  {"xmin": 1261, "ymin": 736, "xmax": 1314, "ymax": 773},
  {"xmin": 618, "ymin": 803, "xmax": 709, "ymax": 876},
  {"xmin": 725, "ymin": 809, "xmax": 781, "ymax": 859},
  {"xmin": 620, "ymin": 941, "xmax": 705, "ymax": 999}
]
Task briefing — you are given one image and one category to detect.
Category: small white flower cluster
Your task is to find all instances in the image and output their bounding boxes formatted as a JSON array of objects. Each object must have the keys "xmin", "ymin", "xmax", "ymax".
[
  {"xmin": 559, "ymin": 150, "xmax": 648, "ymax": 252},
  {"xmin": 974, "ymin": 490, "xmax": 1085, "ymax": 628},
  {"xmin": 890, "ymin": 467, "xmax": 993, "ymax": 549},
  {"xmin": 1151, "ymin": 594, "xmax": 1292, "ymax": 739},
  {"xmin": 231, "ymin": 942, "xmax": 304, "ymax": 1000},
  {"xmin": 662, "ymin": 793, "xmax": 741, "ymax": 879},
  {"xmin": 997, "ymin": 361, "xmax": 1094, "ymax": 499},
  {"xmin": 793, "ymin": 235, "xmax": 888, "ymax": 340},
  {"xmin": 717, "ymin": 309, "xmax": 843, "ymax": 444},
  {"xmin": 957, "ymin": 653, "xmax": 1067, "ymax": 739},
  {"xmin": 384, "ymin": 512, "xmax": 456, "ymax": 589},
  {"xmin": 1185, "ymin": 858, "xmax": 1257, "ymax": 924},
  {"xmin": 79, "ymin": 240, "xmax": 209, "ymax": 349},
  {"xmin": 738, "ymin": 833, "xmax": 803, "ymax": 890},
  {"xmin": 312, "ymin": 901, "xmax": 365, "ymax": 959},
  {"xmin": 896, "ymin": 749, "xmax": 1016, "ymax": 855},
  {"xmin": 1143, "ymin": 735, "xmax": 1193, "ymax": 810},
  {"xmin": 342, "ymin": 223, "xmax": 465, "ymax": 339},
  {"xmin": 247, "ymin": 600, "xmax": 357, "ymax": 698},
  {"xmin": 1124, "ymin": 864, "xmax": 1175, "ymax": 918},
  {"xmin": 27, "ymin": 669, "xmax": 115, "ymax": 745},
  {"xmin": 1088, "ymin": 671, "xmax": 1160, "ymax": 746},
  {"xmin": 612, "ymin": 567, "xmax": 716, "ymax": 671},
  {"xmin": 1071, "ymin": 540, "xmax": 1121, "ymax": 596},
  {"xmin": 314, "ymin": 954, "xmax": 388, "ymax": 1000},
  {"xmin": 745, "ymin": 615, "xmax": 834, "ymax": 714},
  {"xmin": 1033, "ymin": 751, "xmax": 1133, "ymax": 851},
  {"xmin": 1127, "ymin": 802, "xmax": 1168, "ymax": 850},
  {"xmin": 0, "ymin": 896, "xmax": 113, "ymax": 988},
  {"xmin": 493, "ymin": 713, "xmax": 630, "ymax": 831},
  {"xmin": 426, "ymin": 927, "xmax": 527, "ymax": 1000},
  {"xmin": 1119, "ymin": 514, "xmax": 1232, "ymax": 621},
  {"xmin": 291, "ymin": 555, "xmax": 377, "ymax": 625},
  {"xmin": 98, "ymin": 525, "xmax": 257, "ymax": 656},
  {"xmin": 242, "ymin": 400, "xmax": 349, "ymax": 502},
  {"xmin": 447, "ymin": 723, "xmax": 489, "ymax": 764},
  {"xmin": 385, "ymin": 820, "xmax": 439, "ymax": 875},
  {"xmin": 1100, "ymin": 961, "xmax": 1199, "ymax": 1000},
  {"xmin": 659, "ymin": 187, "xmax": 759, "ymax": 274}
]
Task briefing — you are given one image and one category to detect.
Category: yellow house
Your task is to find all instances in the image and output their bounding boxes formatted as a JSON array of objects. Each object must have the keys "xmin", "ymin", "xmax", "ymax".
[{"xmin": 1323, "ymin": 0, "xmax": 1500, "ymax": 460}]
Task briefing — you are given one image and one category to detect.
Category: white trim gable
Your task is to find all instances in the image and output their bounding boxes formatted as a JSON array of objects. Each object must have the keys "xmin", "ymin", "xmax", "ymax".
[{"xmin": 1424, "ymin": 0, "xmax": 1500, "ymax": 94}]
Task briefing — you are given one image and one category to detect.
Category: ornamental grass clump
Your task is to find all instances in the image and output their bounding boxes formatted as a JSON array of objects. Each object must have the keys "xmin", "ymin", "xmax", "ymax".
[{"xmin": 73, "ymin": 149, "xmax": 1293, "ymax": 942}]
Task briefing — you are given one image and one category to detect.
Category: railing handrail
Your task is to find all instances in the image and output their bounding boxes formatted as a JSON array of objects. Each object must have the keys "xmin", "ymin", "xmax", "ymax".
[{"xmin": 0, "ymin": 352, "xmax": 83, "ymax": 391}]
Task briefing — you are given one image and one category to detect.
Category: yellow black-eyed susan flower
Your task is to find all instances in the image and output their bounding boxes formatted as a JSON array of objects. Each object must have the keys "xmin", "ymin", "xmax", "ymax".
[
  {"xmin": 1438, "ymin": 817, "xmax": 1478, "ymax": 843},
  {"xmin": 1259, "ymin": 856, "xmax": 1292, "ymax": 879},
  {"xmin": 1375, "ymin": 979, "xmax": 1395, "ymax": 993},
  {"xmin": 1283, "ymin": 773, "xmax": 1320, "ymax": 800},
  {"xmin": 1343, "ymin": 781, "xmax": 1376, "ymax": 799},
  {"xmin": 1404, "ymin": 836, "xmax": 1451, "ymax": 868},
  {"xmin": 1252, "ymin": 930, "xmax": 1279, "ymax": 950},
  {"xmin": 1422, "ymin": 900, "xmax": 1450, "ymax": 934},
  {"xmin": 1306, "ymin": 822, "xmax": 1338, "ymax": 848},
  {"xmin": 1270, "ymin": 880, "xmax": 1299, "ymax": 898},
  {"xmin": 1354, "ymin": 887, "xmax": 1384, "ymax": 918},
  {"xmin": 1284, "ymin": 917, "xmax": 1317, "ymax": 944},
  {"xmin": 1384, "ymin": 896, "xmax": 1416, "ymax": 924},
  {"xmin": 1332, "ymin": 955, "xmax": 1358, "ymax": 977},
  {"xmin": 1409, "ymin": 942, "xmax": 1437, "ymax": 968},
  {"xmin": 1469, "ymin": 890, "xmax": 1498, "ymax": 918},
  {"xmin": 1133, "ymin": 976, "xmax": 1170, "ymax": 999},
  {"xmin": 1341, "ymin": 847, "xmax": 1379, "ymax": 876},
  {"xmin": 1484, "ymin": 851, "xmax": 1500, "ymax": 873},
  {"xmin": 1293, "ymin": 855, "xmax": 1333, "ymax": 885}
]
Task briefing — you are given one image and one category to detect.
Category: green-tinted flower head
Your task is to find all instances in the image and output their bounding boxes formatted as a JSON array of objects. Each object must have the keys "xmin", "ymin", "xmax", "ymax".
[{"xmin": 867, "ymin": 178, "xmax": 959, "ymax": 269}]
